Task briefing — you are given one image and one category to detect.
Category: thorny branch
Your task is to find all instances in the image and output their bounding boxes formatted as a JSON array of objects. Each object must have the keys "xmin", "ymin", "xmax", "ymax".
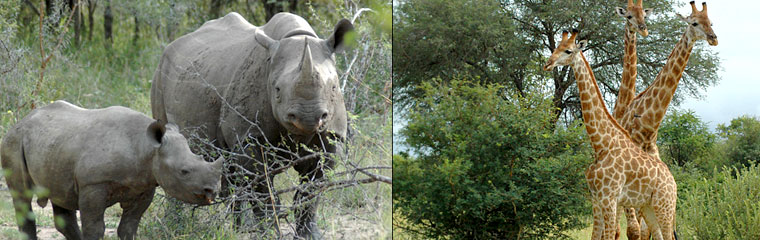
[
  {"xmin": 29, "ymin": 0, "xmax": 79, "ymax": 109},
  {"xmin": 0, "ymin": 39, "xmax": 20, "ymax": 75}
]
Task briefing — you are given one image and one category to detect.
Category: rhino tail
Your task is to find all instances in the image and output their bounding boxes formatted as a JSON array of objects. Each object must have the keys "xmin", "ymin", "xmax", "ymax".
[
  {"xmin": 19, "ymin": 141, "xmax": 48, "ymax": 208},
  {"xmin": 1, "ymin": 134, "xmax": 35, "ymax": 202}
]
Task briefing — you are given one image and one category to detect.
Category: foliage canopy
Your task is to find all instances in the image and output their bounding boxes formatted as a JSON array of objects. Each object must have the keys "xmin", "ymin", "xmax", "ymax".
[
  {"xmin": 393, "ymin": 79, "xmax": 592, "ymax": 239},
  {"xmin": 393, "ymin": 0, "xmax": 721, "ymax": 122},
  {"xmin": 657, "ymin": 109, "xmax": 716, "ymax": 166}
]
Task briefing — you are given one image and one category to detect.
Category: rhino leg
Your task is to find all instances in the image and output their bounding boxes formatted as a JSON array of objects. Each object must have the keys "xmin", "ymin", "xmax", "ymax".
[
  {"xmin": 78, "ymin": 185, "xmax": 108, "ymax": 240},
  {"xmin": 52, "ymin": 204, "xmax": 82, "ymax": 239},
  {"xmin": 250, "ymin": 174, "xmax": 279, "ymax": 231},
  {"xmin": 117, "ymin": 189, "xmax": 155, "ymax": 240},
  {"xmin": 3, "ymin": 137, "xmax": 38, "ymax": 240},
  {"xmin": 292, "ymin": 134, "xmax": 340, "ymax": 240},
  {"xmin": 11, "ymin": 196, "xmax": 37, "ymax": 240},
  {"xmin": 292, "ymin": 165, "xmax": 324, "ymax": 240},
  {"xmin": 228, "ymin": 156, "xmax": 281, "ymax": 232}
]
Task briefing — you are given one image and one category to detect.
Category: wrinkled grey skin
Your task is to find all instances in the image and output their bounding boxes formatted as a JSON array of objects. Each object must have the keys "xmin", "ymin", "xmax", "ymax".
[
  {"xmin": 0, "ymin": 101, "xmax": 223, "ymax": 240},
  {"xmin": 151, "ymin": 12, "xmax": 352, "ymax": 238}
]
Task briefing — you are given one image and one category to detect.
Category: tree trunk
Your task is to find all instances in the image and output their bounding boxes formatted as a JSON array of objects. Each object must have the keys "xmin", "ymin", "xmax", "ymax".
[
  {"xmin": 87, "ymin": 0, "xmax": 95, "ymax": 41},
  {"xmin": 209, "ymin": 0, "xmax": 222, "ymax": 19},
  {"xmin": 261, "ymin": 0, "xmax": 298, "ymax": 22},
  {"xmin": 133, "ymin": 15, "xmax": 139, "ymax": 46},
  {"xmin": 45, "ymin": 0, "xmax": 53, "ymax": 18},
  {"xmin": 551, "ymin": 67, "xmax": 572, "ymax": 124},
  {"xmin": 24, "ymin": 0, "xmax": 41, "ymax": 17},
  {"xmin": 104, "ymin": 0, "xmax": 112, "ymax": 49},
  {"xmin": 69, "ymin": 0, "xmax": 80, "ymax": 47}
]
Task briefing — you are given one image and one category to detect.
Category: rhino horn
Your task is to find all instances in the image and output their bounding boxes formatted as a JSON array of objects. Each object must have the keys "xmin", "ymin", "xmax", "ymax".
[{"xmin": 298, "ymin": 40, "xmax": 315, "ymax": 86}]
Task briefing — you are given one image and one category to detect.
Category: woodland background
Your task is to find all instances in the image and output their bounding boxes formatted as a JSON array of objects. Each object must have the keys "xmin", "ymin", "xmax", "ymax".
[{"xmin": 0, "ymin": 0, "xmax": 391, "ymax": 239}]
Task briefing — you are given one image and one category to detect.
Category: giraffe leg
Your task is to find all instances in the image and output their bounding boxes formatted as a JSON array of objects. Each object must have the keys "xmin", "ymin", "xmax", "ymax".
[
  {"xmin": 640, "ymin": 206, "xmax": 664, "ymax": 240},
  {"xmin": 654, "ymin": 204, "xmax": 675, "ymax": 240},
  {"xmin": 601, "ymin": 202, "xmax": 619, "ymax": 240},
  {"xmin": 591, "ymin": 200, "xmax": 604, "ymax": 240},
  {"xmin": 638, "ymin": 209, "xmax": 650, "ymax": 240},
  {"xmin": 625, "ymin": 207, "xmax": 641, "ymax": 240}
]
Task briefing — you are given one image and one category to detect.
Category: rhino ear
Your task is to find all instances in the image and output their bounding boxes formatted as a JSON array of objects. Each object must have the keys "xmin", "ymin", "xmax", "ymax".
[
  {"xmin": 147, "ymin": 120, "xmax": 167, "ymax": 148},
  {"xmin": 211, "ymin": 156, "xmax": 224, "ymax": 171},
  {"xmin": 326, "ymin": 19, "xmax": 354, "ymax": 54},
  {"xmin": 255, "ymin": 29, "xmax": 279, "ymax": 56}
]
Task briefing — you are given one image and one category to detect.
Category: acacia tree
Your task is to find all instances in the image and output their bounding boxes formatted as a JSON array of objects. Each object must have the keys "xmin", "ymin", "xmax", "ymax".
[
  {"xmin": 394, "ymin": 79, "xmax": 591, "ymax": 239},
  {"xmin": 717, "ymin": 116, "xmax": 760, "ymax": 168},
  {"xmin": 393, "ymin": 0, "xmax": 721, "ymax": 123},
  {"xmin": 657, "ymin": 109, "xmax": 716, "ymax": 166}
]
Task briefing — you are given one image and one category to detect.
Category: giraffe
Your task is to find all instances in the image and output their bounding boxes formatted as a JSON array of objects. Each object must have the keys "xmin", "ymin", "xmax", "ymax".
[
  {"xmin": 613, "ymin": 1, "xmax": 654, "ymax": 239},
  {"xmin": 543, "ymin": 29, "xmax": 677, "ymax": 240},
  {"xmin": 612, "ymin": 0, "xmax": 652, "ymax": 121},
  {"xmin": 620, "ymin": 0, "xmax": 717, "ymax": 159},
  {"xmin": 617, "ymin": 2, "xmax": 717, "ymax": 239}
]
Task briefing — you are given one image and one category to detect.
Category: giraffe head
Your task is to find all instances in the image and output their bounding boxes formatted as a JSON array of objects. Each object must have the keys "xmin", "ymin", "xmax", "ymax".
[
  {"xmin": 615, "ymin": 0, "xmax": 653, "ymax": 36},
  {"xmin": 677, "ymin": 1, "xmax": 718, "ymax": 46},
  {"xmin": 543, "ymin": 29, "xmax": 589, "ymax": 71}
]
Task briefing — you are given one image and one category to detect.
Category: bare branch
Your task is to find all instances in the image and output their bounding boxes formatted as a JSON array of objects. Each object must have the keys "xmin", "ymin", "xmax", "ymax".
[
  {"xmin": 31, "ymin": 0, "xmax": 79, "ymax": 109},
  {"xmin": 349, "ymin": 162, "xmax": 392, "ymax": 184},
  {"xmin": 24, "ymin": 0, "xmax": 40, "ymax": 17},
  {"xmin": 0, "ymin": 39, "xmax": 20, "ymax": 75}
]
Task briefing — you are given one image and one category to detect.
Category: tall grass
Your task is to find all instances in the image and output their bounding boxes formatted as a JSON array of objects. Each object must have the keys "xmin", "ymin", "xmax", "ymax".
[{"xmin": 676, "ymin": 164, "xmax": 760, "ymax": 239}]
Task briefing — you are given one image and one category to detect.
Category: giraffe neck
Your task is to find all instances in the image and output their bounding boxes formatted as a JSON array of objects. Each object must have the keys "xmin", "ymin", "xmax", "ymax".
[
  {"xmin": 613, "ymin": 23, "xmax": 638, "ymax": 122},
  {"xmin": 633, "ymin": 27, "xmax": 697, "ymax": 128},
  {"xmin": 571, "ymin": 53, "xmax": 630, "ymax": 156}
]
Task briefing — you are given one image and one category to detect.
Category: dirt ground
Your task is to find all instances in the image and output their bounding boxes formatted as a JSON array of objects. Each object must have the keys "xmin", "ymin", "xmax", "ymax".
[
  {"xmin": 0, "ymin": 179, "xmax": 389, "ymax": 239},
  {"xmin": 0, "ymin": 180, "xmax": 118, "ymax": 240}
]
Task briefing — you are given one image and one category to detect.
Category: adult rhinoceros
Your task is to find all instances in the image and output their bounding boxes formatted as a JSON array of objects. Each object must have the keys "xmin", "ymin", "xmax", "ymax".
[{"xmin": 150, "ymin": 12, "xmax": 353, "ymax": 238}]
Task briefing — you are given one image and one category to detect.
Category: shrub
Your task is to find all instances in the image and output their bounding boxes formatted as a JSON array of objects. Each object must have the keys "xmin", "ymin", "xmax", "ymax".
[
  {"xmin": 393, "ymin": 79, "xmax": 592, "ymax": 239},
  {"xmin": 657, "ymin": 109, "xmax": 717, "ymax": 167},
  {"xmin": 677, "ymin": 164, "xmax": 760, "ymax": 239},
  {"xmin": 717, "ymin": 115, "xmax": 760, "ymax": 168}
]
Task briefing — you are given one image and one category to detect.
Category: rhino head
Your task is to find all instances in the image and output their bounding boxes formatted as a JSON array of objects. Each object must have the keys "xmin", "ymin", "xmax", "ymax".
[
  {"xmin": 147, "ymin": 121, "xmax": 223, "ymax": 205},
  {"xmin": 255, "ymin": 19, "xmax": 354, "ymax": 137}
]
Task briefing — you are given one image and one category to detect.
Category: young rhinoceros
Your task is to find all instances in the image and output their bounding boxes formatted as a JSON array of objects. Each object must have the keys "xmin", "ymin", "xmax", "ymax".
[{"xmin": 0, "ymin": 100, "xmax": 223, "ymax": 240}]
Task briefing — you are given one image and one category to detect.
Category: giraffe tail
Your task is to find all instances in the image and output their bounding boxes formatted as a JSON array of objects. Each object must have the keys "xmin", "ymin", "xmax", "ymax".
[{"xmin": 673, "ymin": 217, "xmax": 678, "ymax": 240}]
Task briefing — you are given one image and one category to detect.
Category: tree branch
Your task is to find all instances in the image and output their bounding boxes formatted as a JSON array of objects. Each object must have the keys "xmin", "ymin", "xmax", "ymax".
[
  {"xmin": 24, "ymin": 0, "xmax": 40, "ymax": 17},
  {"xmin": 31, "ymin": 0, "xmax": 79, "ymax": 109}
]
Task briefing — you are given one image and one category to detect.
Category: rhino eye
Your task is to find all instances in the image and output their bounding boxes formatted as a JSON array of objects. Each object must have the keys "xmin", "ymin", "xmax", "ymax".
[
  {"xmin": 275, "ymin": 87, "xmax": 280, "ymax": 92},
  {"xmin": 180, "ymin": 169, "xmax": 190, "ymax": 176}
]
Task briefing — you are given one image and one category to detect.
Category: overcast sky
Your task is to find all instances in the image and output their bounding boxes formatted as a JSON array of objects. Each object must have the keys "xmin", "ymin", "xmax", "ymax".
[
  {"xmin": 678, "ymin": 0, "xmax": 760, "ymax": 130},
  {"xmin": 393, "ymin": 1, "xmax": 759, "ymax": 154}
]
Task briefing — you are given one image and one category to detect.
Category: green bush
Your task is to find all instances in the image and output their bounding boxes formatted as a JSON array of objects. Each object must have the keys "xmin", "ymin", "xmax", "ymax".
[
  {"xmin": 657, "ymin": 109, "xmax": 718, "ymax": 167},
  {"xmin": 393, "ymin": 79, "xmax": 592, "ymax": 239},
  {"xmin": 717, "ymin": 115, "xmax": 760, "ymax": 168},
  {"xmin": 677, "ymin": 164, "xmax": 760, "ymax": 239}
]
